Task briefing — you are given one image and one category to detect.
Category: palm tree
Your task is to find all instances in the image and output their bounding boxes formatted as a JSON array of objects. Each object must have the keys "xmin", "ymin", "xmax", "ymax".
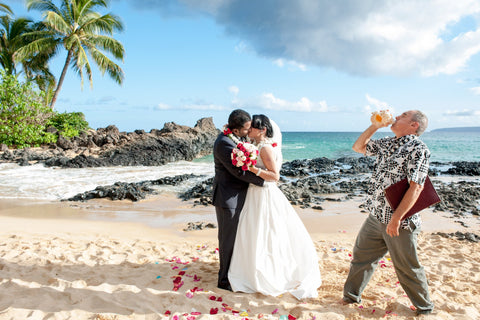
[
  {"xmin": 16, "ymin": 0, "xmax": 125, "ymax": 109},
  {"xmin": 0, "ymin": 15, "xmax": 32, "ymax": 74},
  {"xmin": 0, "ymin": 15, "xmax": 56, "ymax": 105}
]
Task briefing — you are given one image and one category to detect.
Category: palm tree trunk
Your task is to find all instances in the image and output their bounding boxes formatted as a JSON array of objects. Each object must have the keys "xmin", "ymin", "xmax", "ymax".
[{"xmin": 50, "ymin": 49, "xmax": 73, "ymax": 110}]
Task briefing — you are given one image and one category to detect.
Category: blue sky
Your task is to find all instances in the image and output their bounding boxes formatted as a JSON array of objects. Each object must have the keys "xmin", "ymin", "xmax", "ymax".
[{"xmin": 5, "ymin": 0, "xmax": 480, "ymax": 132}]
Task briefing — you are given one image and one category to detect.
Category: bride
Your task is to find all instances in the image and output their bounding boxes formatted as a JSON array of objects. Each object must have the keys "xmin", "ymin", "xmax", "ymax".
[{"xmin": 228, "ymin": 114, "xmax": 322, "ymax": 299}]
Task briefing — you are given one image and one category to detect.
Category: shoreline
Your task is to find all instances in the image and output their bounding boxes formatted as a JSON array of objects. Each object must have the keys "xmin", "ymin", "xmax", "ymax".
[{"xmin": 2, "ymin": 188, "xmax": 478, "ymax": 235}]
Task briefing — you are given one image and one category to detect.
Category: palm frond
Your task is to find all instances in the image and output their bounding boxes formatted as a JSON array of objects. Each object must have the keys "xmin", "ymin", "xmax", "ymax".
[
  {"xmin": 15, "ymin": 37, "xmax": 59, "ymax": 61},
  {"xmin": 78, "ymin": 0, "xmax": 108, "ymax": 19},
  {"xmin": 26, "ymin": 0, "xmax": 61, "ymax": 16},
  {"xmin": 81, "ymin": 13, "xmax": 123, "ymax": 34},
  {"xmin": 71, "ymin": 44, "xmax": 93, "ymax": 88},
  {"xmin": 0, "ymin": 3, "xmax": 13, "ymax": 16},
  {"xmin": 45, "ymin": 11, "xmax": 70, "ymax": 35},
  {"xmin": 85, "ymin": 34, "xmax": 124, "ymax": 60},
  {"xmin": 89, "ymin": 46, "xmax": 123, "ymax": 84}
]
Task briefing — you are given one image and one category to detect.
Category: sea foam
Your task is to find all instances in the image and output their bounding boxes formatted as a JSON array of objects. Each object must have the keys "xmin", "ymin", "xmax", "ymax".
[{"xmin": 0, "ymin": 161, "xmax": 213, "ymax": 200}]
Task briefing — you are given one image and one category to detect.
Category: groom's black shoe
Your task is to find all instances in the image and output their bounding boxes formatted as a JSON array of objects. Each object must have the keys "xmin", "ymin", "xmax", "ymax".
[{"xmin": 218, "ymin": 284, "xmax": 232, "ymax": 291}]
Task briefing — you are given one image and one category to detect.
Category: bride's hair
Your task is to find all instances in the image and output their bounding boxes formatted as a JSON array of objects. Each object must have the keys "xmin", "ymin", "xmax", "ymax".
[{"xmin": 251, "ymin": 114, "xmax": 273, "ymax": 138}]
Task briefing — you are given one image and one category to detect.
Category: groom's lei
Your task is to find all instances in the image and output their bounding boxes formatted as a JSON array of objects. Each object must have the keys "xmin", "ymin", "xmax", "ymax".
[
  {"xmin": 222, "ymin": 126, "xmax": 258, "ymax": 171},
  {"xmin": 222, "ymin": 126, "xmax": 242, "ymax": 146}
]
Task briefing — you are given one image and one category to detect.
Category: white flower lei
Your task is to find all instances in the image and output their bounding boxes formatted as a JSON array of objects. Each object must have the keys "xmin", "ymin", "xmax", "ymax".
[{"xmin": 222, "ymin": 125, "xmax": 242, "ymax": 145}]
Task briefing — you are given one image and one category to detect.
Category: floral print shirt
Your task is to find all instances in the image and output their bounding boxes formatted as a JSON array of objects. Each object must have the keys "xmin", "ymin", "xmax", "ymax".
[{"xmin": 364, "ymin": 134, "xmax": 430, "ymax": 229}]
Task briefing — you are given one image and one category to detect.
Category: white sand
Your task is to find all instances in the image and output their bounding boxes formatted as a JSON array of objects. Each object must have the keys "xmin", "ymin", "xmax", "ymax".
[{"xmin": 0, "ymin": 193, "xmax": 479, "ymax": 319}]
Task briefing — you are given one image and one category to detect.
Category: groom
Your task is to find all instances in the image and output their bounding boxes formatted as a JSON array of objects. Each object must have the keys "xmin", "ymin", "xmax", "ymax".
[{"xmin": 212, "ymin": 109, "xmax": 264, "ymax": 291}]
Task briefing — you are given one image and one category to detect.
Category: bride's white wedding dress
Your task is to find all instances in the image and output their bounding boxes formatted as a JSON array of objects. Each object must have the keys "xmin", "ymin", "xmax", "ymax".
[{"xmin": 228, "ymin": 144, "xmax": 322, "ymax": 299}]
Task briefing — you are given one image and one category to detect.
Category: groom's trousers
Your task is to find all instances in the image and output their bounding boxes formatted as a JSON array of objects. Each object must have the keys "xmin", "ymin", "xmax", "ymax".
[
  {"xmin": 215, "ymin": 206, "xmax": 241, "ymax": 290},
  {"xmin": 343, "ymin": 214, "xmax": 434, "ymax": 313}
]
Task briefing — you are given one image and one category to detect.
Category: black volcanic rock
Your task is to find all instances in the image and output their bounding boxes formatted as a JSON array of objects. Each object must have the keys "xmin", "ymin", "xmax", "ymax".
[
  {"xmin": 65, "ymin": 174, "xmax": 203, "ymax": 202},
  {"xmin": 445, "ymin": 162, "xmax": 480, "ymax": 176},
  {"xmin": 65, "ymin": 182, "xmax": 155, "ymax": 201},
  {"xmin": 0, "ymin": 117, "xmax": 219, "ymax": 168}
]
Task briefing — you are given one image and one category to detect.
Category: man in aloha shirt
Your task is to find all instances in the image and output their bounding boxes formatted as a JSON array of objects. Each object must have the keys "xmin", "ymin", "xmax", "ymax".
[{"xmin": 342, "ymin": 110, "xmax": 434, "ymax": 316}]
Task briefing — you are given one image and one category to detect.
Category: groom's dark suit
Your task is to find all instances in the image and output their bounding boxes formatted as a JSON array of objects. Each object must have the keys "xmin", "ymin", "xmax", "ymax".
[{"xmin": 212, "ymin": 132, "xmax": 264, "ymax": 290}]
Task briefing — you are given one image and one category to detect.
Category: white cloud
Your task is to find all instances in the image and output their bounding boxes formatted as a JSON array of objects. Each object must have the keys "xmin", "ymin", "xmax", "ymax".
[
  {"xmin": 364, "ymin": 94, "xmax": 394, "ymax": 112},
  {"xmin": 136, "ymin": 0, "xmax": 480, "ymax": 77},
  {"xmin": 255, "ymin": 93, "xmax": 329, "ymax": 112},
  {"xmin": 155, "ymin": 102, "xmax": 226, "ymax": 111},
  {"xmin": 470, "ymin": 86, "xmax": 480, "ymax": 95},
  {"xmin": 183, "ymin": 104, "xmax": 226, "ymax": 110},
  {"xmin": 443, "ymin": 109, "xmax": 480, "ymax": 116},
  {"xmin": 156, "ymin": 103, "xmax": 172, "ymax": 110},
  {"xmin": 234, "ymin": 41, "xmax": 250, "ymax": 53},
  {"xmin": 228, "ymin": 85, "xmax": 239, "ymax": 95},
  {"xmin": 273, "ymin": 59, "xmax": 307, "ymax": 71}
]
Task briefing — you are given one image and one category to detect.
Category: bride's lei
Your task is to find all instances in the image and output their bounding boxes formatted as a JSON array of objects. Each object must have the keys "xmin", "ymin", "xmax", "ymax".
[{"xmin": 223, "ymin": 126, "xmax": 258, "ymax": 171}]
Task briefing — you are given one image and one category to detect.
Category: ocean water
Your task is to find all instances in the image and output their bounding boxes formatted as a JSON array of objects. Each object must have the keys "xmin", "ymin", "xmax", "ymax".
[
  {"xmin": 280, "ymin": 131, "xmax": 480, "ymax": 163},
  {"xmin": 1, "ymin": 131, "xmax": 478, "ymax": 200}
]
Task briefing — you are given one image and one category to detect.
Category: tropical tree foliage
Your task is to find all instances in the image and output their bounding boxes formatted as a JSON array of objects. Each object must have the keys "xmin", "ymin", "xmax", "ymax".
[
  {"xmin": 0, "ymin": 3, "xmax": 13, "ymax": 16},
  {"xmin": 0, "ymin": 15, "xmax": 32, "ymax": 75},
  {"xmin": 16, "ymin": 0, "xmax": 125, "ymax": 109},
  {"xmin": 0, "ymin": 70, "xmax": 56, "ymax": 148},
  {"xmin": 46, "ymin": 111, "xmax": 89, "ymax": 138},
  {"xmin": 0, "ymin": 5, "xmax": 56, "ymax": 105}
]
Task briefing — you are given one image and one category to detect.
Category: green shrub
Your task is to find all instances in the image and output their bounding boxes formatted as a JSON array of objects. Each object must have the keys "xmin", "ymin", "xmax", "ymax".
[
  {"xmin": 47, "ymin": 111, "xmax": 89, "ymax": 139},
  {"xmin": 0, "ymin": 70, "xmax": 55, "ymax": 148}
]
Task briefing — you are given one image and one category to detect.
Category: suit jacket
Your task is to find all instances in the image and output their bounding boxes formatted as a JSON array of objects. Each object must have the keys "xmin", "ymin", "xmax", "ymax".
[{"xmin": 212, "ymin": 133, "xmax": 264, "ymax": 210}]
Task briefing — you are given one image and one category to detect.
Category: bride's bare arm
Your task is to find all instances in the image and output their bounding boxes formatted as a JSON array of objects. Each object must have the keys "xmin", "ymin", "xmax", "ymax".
[{"xmin": 248, "ymin": 145, "xmax": 279, "ymax": 182}]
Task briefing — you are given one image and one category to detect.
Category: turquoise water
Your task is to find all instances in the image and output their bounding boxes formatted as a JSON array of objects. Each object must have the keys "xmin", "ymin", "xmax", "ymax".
[
  {"xmin": 198, "ymin": 131, "xmax": 480, "ymax": 163},
  {"xmin": 281, "ymin": 131, "xmax": 480, "ymax": 162}
]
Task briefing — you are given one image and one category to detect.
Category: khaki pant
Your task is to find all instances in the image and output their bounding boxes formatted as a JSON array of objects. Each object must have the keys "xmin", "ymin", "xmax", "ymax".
[{"xmin": 343, "ymin": 214, "xmax": 434, "ymax": 313}]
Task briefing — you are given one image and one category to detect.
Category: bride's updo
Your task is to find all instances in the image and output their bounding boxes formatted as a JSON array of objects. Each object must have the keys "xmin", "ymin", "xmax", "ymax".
[{"xmin": 251, "ymin": 114, "xmax": 274, "ymax": 138}]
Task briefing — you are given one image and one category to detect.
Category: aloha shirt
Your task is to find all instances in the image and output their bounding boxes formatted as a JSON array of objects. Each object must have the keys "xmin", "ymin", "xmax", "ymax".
[{"xmin": 364, "ymin": 134, "xmax": 430, "ymax": 229}]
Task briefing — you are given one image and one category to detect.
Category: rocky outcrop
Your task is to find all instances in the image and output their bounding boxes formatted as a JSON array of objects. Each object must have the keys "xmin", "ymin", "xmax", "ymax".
[
  {"xmin": 434, "ymin": 231, "xmax": 480, "ymax": 242},
  {"xmin": 64, "ymin": 174, "xmax": 203, "ymax": 202},
  {"xmin": 0, "ymin": 117, "xmax": 219, "ymax": 168},
  {"xmin": 183, "ymin": 222, "xmax": 217, "ymax": 231},
  {"xmin": 433, "ymin": 181, "xmax": 480, "ymax": 216},
  {"xmin": 445, "ymin": 161, "xmax": 480, "ymax": 176}
]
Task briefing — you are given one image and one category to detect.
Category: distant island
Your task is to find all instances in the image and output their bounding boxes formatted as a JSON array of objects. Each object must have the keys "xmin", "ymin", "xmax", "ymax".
[{"xmin": 431, "ymin": 127, "xmax": 480, "ymax": 132}]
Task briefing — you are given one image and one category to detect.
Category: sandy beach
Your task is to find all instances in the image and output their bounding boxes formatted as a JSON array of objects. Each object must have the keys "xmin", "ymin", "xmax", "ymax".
[{"xmin": 1, "ymin": 191, "xmax": 479, "ymax": 320}]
